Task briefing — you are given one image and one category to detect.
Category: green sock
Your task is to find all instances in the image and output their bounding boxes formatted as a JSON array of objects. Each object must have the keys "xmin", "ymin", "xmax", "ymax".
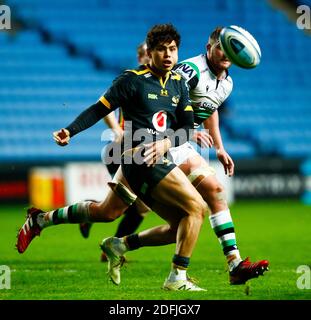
[
  {"xmin": 209, "ymin": 209, "xmax": 242, "ymax": 271},
  {"xmin": 37, "ymin": 201, "xmax": 92, "ymax": 228}
]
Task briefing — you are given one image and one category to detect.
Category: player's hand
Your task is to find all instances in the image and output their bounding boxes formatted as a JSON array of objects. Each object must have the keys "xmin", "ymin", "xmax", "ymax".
[
  {"xmin": 217, "ymin": 148, "xmax": 235, "ymax": 176},
  {"xmin": 53, "ymin": 128, "xmax": 70, "ymax": 146},
  {"xmin": 143, "ymin": 138, "xmax": 172, "ymax": 167},
  {"xmin": 192, "ymin": 131, "xmax": 214, "ymax": 148}
]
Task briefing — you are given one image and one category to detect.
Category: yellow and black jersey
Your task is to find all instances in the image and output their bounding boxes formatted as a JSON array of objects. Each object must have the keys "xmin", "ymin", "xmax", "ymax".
[
  {"xmin": 64, "ymin": 64, "xmax": 194, "ymax": 201},
  {"xmin": 65, "ymin": 64, "xmax": 194, "ymax": 149},
  {"xmin": 99, "ymin": 64, "xmax": 193, "ymax": 147}
]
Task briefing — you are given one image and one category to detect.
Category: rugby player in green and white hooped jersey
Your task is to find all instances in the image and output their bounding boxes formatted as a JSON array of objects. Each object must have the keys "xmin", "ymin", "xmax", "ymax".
[
  {"xmin": 174, "ymin": 49, "xmax": 233, "ymax": 129},
  {"xmin": 98, "ymin": 26, "xmax": 269, "ymax": 286},
  {"xmin": 166, "ymin": 27, "xmax": 269, "ymax": 284}
]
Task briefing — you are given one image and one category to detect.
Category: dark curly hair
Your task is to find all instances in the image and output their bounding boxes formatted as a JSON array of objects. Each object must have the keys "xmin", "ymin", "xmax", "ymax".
[{"xmin": 146, "ymin": 23, "xmax": 181, "ymax": 50}]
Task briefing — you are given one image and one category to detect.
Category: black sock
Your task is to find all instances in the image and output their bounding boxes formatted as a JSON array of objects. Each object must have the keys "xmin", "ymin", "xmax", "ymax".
[
  {"xmin": 125, "ymin": 233, "xmax": 141, "ymax": 250},
  {"xmin": 172, "ymin": 254, "xmax": 190, "ymax": 269},
  {"xmin": 115, "ymin": 205, "xmax": 144, "ymax": 238}
]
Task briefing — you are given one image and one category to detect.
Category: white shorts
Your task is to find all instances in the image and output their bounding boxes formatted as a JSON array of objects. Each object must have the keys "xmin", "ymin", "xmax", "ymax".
[{"xmin": 167, "ymin": 142, "xmax": 200, "ymax": 166}]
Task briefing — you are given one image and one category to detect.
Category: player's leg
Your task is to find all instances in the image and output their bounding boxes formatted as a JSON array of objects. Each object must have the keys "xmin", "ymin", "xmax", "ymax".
[
  {"xmin": 179, "ymin": 155, "xmax": 241, "ymax": 267},
  {"xmin": 108, "ymin": 201, "xmax": 182, "ymax": 253},
  {"xmin": 100, "ymin": 202, "xmax": 182, "ymax": 282},
  {"xmin": 196, "ymin": 173, "xmax": 269, "ymax": 284},
  {"xmin": 81, "ymin": 200, "xmax": 147, "ymax": 242},
  {"xmin": 79, "ymin": 150, "xmax": 121, "ymax": 239},
  {"xmin": 100, "ymin": 202, "xmax": 183, "ymax": 287},
  {"xmin": 119, "ymin": 154, "xmax": 207, "ymax": 260},
  {"xmin": 126, "ymin": 170, "xmax": 207, "ymax": 290},
  {"xmin": 100, "ymin": 199, "xmax": 150, "ymax": 262},
  {"xmin": 102, "ymin": 164, "xmax": 207, "ymax": 290},
  {"xmin": 193, "ymin": 171, "xmax": 243, "ymax": 269},
  {"xmin": 80, "ymin": 164, "xmax": 149, "ymax": 241},
  {"xmin": 16, "ymin": 167, "xmax": 136, "ymax": 254},
  {"xmin": 88, "ymin": 166, "xmax": 137, "ymax": 221},
  {"xmin": 130, "ymin": 201, "xmax": 181, "ymax": 246},
  {"xmin": 179, "ymin": 154, "xmax": 269, "ymax": 284},
  {"xmin": 114, "ymin": 199, "xmax": 149, "ymax": 238},
  {"xmin": 150, "ymin": 167, "xmax": 207, "ymax": 258}
]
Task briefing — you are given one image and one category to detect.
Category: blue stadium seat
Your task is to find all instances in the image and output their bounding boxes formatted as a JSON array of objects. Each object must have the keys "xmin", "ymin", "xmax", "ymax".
[{"xmin": 2, "ymin": 0, "xmax": 311, "ymax": 162}]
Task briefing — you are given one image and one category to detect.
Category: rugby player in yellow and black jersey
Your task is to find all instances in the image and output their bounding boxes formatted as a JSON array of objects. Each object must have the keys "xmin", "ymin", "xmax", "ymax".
[
  {"xmin": 64, "ymin": 36, "xmax": 194, "ymax": 201},
  {"xmin": 100, "ymin": 63, "xmax": 192, "ymax": 151},
  {"xmin": 17, "ymin": 24, "xmax": 207, "ymax": 291},
  {"xmin": 99, "ymin": 63, "xmax": 194, "ymax": 200}
]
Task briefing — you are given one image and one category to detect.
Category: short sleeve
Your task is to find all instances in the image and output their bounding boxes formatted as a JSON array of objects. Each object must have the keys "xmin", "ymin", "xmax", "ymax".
[
  {"xmin": 174, "ymin": 62, "xmax": 199, "ymax": 90},
  {"xmin": 99, "ymin": 72, "xmax": 136, "ymax": 110}
]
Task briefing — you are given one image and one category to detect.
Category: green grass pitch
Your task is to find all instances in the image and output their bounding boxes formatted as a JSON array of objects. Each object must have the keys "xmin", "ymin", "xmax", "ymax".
[{"xmin": 0, "ymin": 200, "xmax": 310, "ymax": 300}]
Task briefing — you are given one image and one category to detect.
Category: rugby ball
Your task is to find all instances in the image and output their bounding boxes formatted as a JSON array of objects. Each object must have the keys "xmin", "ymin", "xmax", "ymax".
[{"xmin": 219, "ymin": 25, "xmax": 261, "ymax": 69}]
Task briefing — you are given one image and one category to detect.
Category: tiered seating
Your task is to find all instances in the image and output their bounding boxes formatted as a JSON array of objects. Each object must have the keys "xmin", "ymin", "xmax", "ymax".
[
  {"xmin": 219, "ymin": 1, "xmax": 311, "ymax": 159},
  {"xmin": 2, "ymin": 0, "xmax": 311, "ymax": 161},
  {"xmin": 0, "ymin": 30, "xmax": 118, "ymax": 162}
]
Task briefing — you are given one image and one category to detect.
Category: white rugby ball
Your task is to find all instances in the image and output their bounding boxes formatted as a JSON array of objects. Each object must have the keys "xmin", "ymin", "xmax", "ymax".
[{"xmin": 219, "ymin": 25, "xmax": 261, "ymax": 69}]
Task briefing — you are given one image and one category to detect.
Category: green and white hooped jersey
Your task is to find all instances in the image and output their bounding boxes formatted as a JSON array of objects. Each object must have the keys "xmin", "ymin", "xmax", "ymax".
[{"xmin": 174, "ymin": 54, "xmax": 233, "ymax": 128}]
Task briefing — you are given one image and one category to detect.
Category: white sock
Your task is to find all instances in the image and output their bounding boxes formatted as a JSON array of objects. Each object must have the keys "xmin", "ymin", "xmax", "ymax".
[
  {"xmin": 37, "ymin": 212, "xmax": 53, "ymax": 229},
  {"xmin": 227, "ymin": 250, "xmax": 242, "ymax": 272},
  {"xmin": 114, "ymin": 237, "xmax": 128, "ymax": 255},
  {"xmin": 209, "ymin": 209, "xmax": 242, "ymax": 272},
  {"xmin": 167, "ymin": 268, "xmax": 187, "ymax": 282}
]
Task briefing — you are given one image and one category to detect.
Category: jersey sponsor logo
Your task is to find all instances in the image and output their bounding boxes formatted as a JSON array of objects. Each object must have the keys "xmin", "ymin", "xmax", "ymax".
[
  {"xmin": 175, "ymin": 64, "xmax": 194, "ymax": 79},
  {"xmin": 193, "ymin": 101, "xmax": 216, "ymax": 112},
  {"xmin": 152, "ymin": 111, "xmax": 167, "ymax": 132},
  {"xmin": 147, "ymin": 128, "xmax": 158, "ymax": 135},
  {"xmin": 148, "ymin": 93, "xmax": 158, "ymax": 100}
]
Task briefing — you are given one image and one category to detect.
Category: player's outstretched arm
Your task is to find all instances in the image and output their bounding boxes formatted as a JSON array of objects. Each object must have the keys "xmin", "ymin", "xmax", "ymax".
[
  {"xmin": 53, "ymin": 100, "xmax": 113, "ymax": 146},
  {"xmin": 203, "ymin": 111, "xmax": 235, "ymax": 176}
]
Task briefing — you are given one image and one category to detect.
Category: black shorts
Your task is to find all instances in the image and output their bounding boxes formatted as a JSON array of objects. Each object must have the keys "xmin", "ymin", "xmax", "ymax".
[{"xmin": 121, "ymin": 154, "xmax": 176, "ymax": 206}]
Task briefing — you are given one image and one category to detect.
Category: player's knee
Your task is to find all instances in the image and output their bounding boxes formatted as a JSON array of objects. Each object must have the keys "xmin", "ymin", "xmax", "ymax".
[
  {"xmin": 213, "ymin": 183, "xmax": 225, "ymax": 195},
  {"xmin": 206, "ymin": 183, "xmax": 228, "ymax": 212},
  {"xmin": 208, "ymin": 182, "xmax": 226, "ymax": 201}
]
